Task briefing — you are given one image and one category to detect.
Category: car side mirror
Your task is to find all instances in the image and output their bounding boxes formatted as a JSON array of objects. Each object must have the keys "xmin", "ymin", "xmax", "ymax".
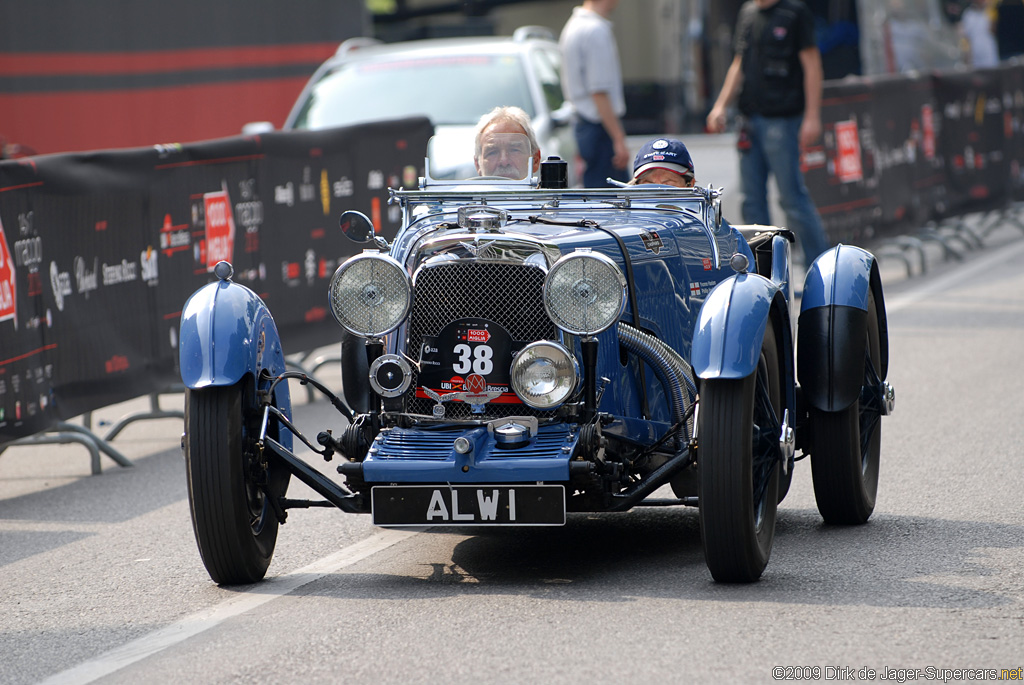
[
  {"xmin": 340, "ymin": 210, "xmax": 374, "ymax": 242},
  {"xmin": 241, "ymin": 121, "xmax": 274, "ymax": 135},
  {"xmin": 551, "ymin": 104, "xmax": 573, "ymax": 128},
  {"xmin": 340, "ymin": 210, "xmax": 388, "ymax": 249}
]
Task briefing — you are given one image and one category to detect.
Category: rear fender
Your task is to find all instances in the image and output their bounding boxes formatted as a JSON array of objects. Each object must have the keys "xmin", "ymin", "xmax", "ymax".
[
  {"xmin": 179, "ymin": 279, "xmax": 292, "ymax": 424},
  {"xmin": 692, "ymin": 273, "xmax": 795, "ymax": 412},
  {"xmin": 798, "ymin": 244, "xmax": 889, "ymax": 412}
]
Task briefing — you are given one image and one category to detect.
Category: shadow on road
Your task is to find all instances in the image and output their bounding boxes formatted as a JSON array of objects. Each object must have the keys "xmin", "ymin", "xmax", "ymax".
[{"xmin": 294, "ymin": 506, "xmax": 1023, "ymax": 611}]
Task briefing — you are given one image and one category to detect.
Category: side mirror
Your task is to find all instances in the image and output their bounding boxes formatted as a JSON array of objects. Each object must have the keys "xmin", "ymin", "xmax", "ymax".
[
  {"xmin": 340, "ymin": 210, "xmax": 375, "ymax": 242},
  {"xmin": 241, "ymin": 121, "xmax": 274, "ymax": 136},
  {"xmin": 550, "ymin": 104, "xmax": 573, "ymax": 128},
  {"xmin": 340, "ymin": 210, "xmax": 388, "ymax": 249}
]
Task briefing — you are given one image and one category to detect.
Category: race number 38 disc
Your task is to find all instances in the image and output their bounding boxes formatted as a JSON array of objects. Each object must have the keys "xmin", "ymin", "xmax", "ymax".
[{"xmin": 417, "ymin": 318, "xmax": 522, "ymax": 402}]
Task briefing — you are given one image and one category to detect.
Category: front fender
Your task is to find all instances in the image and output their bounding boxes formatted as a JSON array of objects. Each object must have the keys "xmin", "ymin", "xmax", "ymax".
[
  {"xmin": 798, "ymin": 244, "xmax": 889, "ymax": 412},
  {"xmin": 179, "ymin": 279, "xmax": 290, "ymax": 405},
  {"xmin": 692, "ymin": 272, "xmax": 790, "ymax": 381}
]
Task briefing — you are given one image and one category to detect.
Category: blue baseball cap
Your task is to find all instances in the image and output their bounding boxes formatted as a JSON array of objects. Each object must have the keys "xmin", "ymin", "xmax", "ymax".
[{"xmin": 633, "ymin": 138, "xmax": 695, "ymax": 179}]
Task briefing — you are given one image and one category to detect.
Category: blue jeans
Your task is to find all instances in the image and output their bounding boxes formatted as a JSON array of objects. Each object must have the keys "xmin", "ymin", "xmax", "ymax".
[
  {"xmin": 739, "ymin": 114, "xmax": 831, "ymax": 269},
  {"xmin": 575, "ymin": 119, "xmax": 628, "ymax": 188}
]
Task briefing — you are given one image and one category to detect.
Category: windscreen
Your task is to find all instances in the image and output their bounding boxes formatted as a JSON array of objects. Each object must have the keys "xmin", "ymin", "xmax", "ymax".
[
  {"xmin": 291, "ymin": 54, "xmax": 535, "ymax": 129},
  {"xmin": 426, "ymin": 132, "xmax": 535, "ymax": 181}
]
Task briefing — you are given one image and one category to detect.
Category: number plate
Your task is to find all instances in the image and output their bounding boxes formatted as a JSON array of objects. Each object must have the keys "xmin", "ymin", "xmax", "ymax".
[{"xmin": 371, "ymin": 485, "xmax": 566, "ymax": 526}]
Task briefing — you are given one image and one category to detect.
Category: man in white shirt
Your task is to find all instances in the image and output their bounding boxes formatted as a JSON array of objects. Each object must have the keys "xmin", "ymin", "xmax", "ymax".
[
  {"xmin": 960, "ymin": 0, "xmax": 998, "ymax": 67},
  {"xmin": 559, "ymin": 0, "xmax": 629, "ymax": 187}
]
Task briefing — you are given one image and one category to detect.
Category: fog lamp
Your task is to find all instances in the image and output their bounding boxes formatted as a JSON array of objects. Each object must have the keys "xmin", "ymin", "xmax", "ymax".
[{"xmin": 510, "ymin": 341, "xmax": 579, "ymax": 409}]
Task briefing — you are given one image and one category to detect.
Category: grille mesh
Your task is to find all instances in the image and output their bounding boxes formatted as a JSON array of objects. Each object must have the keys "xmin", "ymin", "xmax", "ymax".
[{"xmin": 406, "ymin": 261, "xmax": 557, "ymax": 419}]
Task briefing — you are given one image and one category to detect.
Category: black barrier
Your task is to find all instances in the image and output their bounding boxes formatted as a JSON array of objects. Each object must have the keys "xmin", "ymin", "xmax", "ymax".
[
  {"xmin": 934, "ymin": 67, "xmax": 1011, "ymax": 215},
  {"xmin": 0, "ymin": 117, "xmax": 433, "ymax": 444},
  {"xmin": 871, "ymin": 73, "xmax": 947, "ymax": 229},
  {"xmin": 1003, "ymin": 63, "xmax": 1024, "ymax": 202},
  {"xmin": 807, "ymin": 62, "xmax": 1024, "ymax": 243},
  {"xmin": 804, "ymin": 77, "xmax": 881, "ymax": 245}
]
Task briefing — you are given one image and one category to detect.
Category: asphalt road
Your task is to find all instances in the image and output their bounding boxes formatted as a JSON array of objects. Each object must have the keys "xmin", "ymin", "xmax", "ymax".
[{"xmin": 3, "ymin": 207, "xmax": 1024, "ymax": 681}]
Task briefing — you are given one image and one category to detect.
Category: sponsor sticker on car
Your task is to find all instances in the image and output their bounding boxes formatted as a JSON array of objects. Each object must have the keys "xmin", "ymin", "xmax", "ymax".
[{"xmin": 417, "ymin": 318, "xmax": 525, "ymax": 407}]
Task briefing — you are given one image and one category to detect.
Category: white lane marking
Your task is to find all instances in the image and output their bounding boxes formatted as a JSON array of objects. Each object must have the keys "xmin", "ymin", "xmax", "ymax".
[
  {"xmin": 38, "ymin": 529, "xmax": 417, "ymax": 685},
  {"xmin": 884, "ymin": 239, "xmax": 1024, "ymax": 313}
]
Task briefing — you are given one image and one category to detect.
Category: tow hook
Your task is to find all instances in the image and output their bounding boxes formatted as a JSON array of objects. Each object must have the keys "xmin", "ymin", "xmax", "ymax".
[{"xmin": 779, "ymin": 409, "xmax": 795, "ymax": 475}]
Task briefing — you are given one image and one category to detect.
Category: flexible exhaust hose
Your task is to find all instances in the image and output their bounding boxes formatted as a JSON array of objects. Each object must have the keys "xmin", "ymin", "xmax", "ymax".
[{"xmin": 616, "ymin": 322, "xmax": 696, "ymax": 447}]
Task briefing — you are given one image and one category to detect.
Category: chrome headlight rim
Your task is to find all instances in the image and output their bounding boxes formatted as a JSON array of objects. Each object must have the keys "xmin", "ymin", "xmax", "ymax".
[
  {"xmin": 328, "ymin": 252, "xmax": 412, "ymax": 338},
  {"xmin": 510, "ymin": 340, "xmax": 580, "ymax": 410},
  {"xmin": 543, "ymin": 250, "xmax": 627, "ymax": 337}
]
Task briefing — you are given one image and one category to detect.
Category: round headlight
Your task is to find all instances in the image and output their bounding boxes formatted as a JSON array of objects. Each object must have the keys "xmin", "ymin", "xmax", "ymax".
[
  {"xmin": 510, "ymin": 341, "xmax": 580, "ymax": 409},
  {"xmin": 543, "ymin": 251, "xmax": 626, "ymax": 336},
  {"xmin": 329, "ymin": 253, "xmax": 411, "ymax": 337}
]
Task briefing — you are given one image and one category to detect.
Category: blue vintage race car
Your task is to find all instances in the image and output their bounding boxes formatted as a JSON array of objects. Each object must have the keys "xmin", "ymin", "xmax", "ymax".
[{"xmin": 180, "ymin": 147, "xmax": 895, "ymax": 585}]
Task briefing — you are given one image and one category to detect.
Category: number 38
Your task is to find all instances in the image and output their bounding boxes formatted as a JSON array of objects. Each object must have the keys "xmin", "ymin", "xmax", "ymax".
[{"xmin": 453, "ymin": 344, "xmax": 493, "ymax": 375}]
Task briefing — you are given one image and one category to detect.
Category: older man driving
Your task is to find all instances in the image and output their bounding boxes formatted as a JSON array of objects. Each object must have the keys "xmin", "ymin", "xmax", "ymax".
[{"xmin": 473, "ymin": 106, "xmax": 543, "ymax": 179}]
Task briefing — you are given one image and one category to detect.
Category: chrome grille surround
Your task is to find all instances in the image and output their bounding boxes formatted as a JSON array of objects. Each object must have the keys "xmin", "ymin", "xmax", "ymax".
[{"xmin": 405, "ymin": 260, "xmax": 558, "ymax": 419}]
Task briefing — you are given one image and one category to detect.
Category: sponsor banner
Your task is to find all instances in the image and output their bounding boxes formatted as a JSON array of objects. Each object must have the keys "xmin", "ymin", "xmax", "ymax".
[
  {"xmin": 808, "ymin": 62, "xmax": 1023, "ymax": 243},
  {"xmin": 833, "ymin": 120, "xmax": 864, "ymax": 183},
  {"xmin": 870, "ymin": 72, "xmax": 947, "ymax": 229},
  {"xmin": 0, "ymin": 177, "xmax": 56, "ymax": 438},
  {"xmin": 1002, "ymin": 64, "xmax": 1024, "ymax": 202},
  {"xmin": 931, "ymin": 68, "xmax": 1009, "ymax": 215},
  {"xmin": 0, "ymin": 117, "xmax": 431, "ymax": 443},
  {"xmin": 805, "ymin": 78, "xmax": 881, "ymax": 245}
]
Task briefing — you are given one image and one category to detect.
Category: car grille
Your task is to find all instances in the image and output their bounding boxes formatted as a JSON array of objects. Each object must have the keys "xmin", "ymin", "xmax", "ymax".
[{"xmin": 405, "ymin": 261, "xmax": 558, "ymax": 419}]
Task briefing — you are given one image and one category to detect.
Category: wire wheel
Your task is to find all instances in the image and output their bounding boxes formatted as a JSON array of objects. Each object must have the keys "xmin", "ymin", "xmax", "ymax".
[
  {"xmin": 184, "ymin": 378, "xmax": 289, "ymax": 584},
  {"xmin": 698, "ymin": 323, "xmax": 782, "ymax": 583}
]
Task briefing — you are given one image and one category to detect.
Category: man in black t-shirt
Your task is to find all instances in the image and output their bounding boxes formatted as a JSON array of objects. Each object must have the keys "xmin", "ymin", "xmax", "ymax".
[{"xmin": 706, "ymin": 0, "xmax": 830, "ymax": 270}]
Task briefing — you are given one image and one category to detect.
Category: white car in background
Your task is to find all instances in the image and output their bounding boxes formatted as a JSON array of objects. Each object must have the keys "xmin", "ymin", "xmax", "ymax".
[{"xmin": 250, "ymin": 26, "xmax": 577, "ymax": 183}]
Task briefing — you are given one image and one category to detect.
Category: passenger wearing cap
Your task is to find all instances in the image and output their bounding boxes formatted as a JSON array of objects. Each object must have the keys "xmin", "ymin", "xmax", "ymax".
[{"xmin": 630, "ymin": 138, "xmax": 696, "ymax": 188}]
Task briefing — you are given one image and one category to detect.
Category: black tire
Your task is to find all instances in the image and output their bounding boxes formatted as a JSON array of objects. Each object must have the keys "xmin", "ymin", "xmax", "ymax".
[
  {"xmin": 185, "ymin": 378, "xmax": 288, "ymax": 584},
  {"xmin": 699, "ymin": 323, "xmax": 782, "ymax": 583},
  {"xmin": 809, "ymin": 291, "xmax": 882, "ymax": 524}
]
